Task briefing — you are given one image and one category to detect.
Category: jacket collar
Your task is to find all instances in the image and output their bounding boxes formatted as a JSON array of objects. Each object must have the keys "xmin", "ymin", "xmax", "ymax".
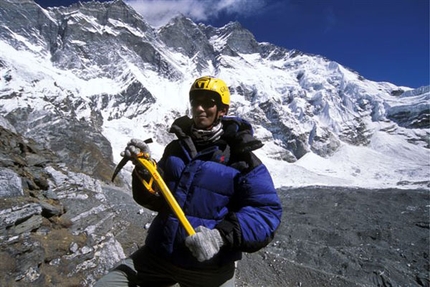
[{"xmin": 169, "ymin": 116, "xmax": 263, "ymax": 157}]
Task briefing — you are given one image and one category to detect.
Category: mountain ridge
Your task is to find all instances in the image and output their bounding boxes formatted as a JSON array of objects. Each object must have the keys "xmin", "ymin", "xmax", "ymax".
[{"xmin": 0, "ymin": 0, "xmax": 428, "ymax": 189}]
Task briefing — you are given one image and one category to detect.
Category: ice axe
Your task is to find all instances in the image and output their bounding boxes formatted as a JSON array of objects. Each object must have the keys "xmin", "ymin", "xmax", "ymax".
[
  {"xmin": 111, "ymin": 138, "xmax": 195, "ymax": 236},
  {"xmin": 111, "ymin": 138, "xmax": 154, "ymax": 183}
]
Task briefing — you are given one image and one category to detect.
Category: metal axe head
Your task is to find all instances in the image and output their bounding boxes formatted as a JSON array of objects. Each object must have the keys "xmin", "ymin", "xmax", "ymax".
[{"xmin": 111, "ymin": 138, "xmax": 153, "ymax": 182}]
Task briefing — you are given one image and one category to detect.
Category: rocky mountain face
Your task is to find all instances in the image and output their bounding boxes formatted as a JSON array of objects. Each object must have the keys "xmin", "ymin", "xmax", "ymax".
[
  {"xmin": 0, "ymin": 118, "xmax": 155, "ymax": 286},
  {"xmin": 0, "ymin": 0, "xmax": 428, "ymax": 286}
]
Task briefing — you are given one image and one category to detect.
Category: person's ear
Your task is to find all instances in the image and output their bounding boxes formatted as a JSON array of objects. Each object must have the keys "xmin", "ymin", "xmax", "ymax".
[{"xmin": 218, "ymin": 106, "xmax": 228, "ymax": 116}]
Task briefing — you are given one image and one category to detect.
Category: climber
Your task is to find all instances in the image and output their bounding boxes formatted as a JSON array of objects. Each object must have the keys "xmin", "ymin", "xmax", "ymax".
[{"xmin": 95, "ymin": 76, "xmax": 282, "ymax": 287}]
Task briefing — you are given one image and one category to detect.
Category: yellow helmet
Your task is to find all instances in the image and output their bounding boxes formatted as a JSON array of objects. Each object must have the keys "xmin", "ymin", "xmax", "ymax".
[{"xmin": 189, "ymin": 76, "xmax": 230, "ymax": 106}]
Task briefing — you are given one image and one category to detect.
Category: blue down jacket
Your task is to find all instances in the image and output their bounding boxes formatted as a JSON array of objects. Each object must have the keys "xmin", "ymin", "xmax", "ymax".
[{"xmin": 132, "ymin": 116, "xmax": 282, "ymax": 269}]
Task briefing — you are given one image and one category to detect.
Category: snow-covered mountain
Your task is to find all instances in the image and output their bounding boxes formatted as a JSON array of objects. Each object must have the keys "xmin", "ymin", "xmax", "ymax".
[
  {"xmin": 0, "ymin": 1, "xmax": 429, "ymax": 285},
  {"xmin": 0, "ymin": 0, "xmax": 428, "ymax": 189}
]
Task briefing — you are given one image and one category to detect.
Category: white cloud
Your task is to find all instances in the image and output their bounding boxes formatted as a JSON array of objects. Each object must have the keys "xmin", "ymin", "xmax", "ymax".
[{"xmin": 125, "ymin": 0, "xmax": 267, "ymax": 27}]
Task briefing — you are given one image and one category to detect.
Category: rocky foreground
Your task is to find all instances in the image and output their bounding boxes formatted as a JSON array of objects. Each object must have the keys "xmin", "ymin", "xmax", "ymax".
[
  {"xmin": 237, "ymin": 186, "xmax": 429, "ymax": 287},
  {"xmin": 0, "ymin": 125, "xmax": 429, "ymax": 286}
]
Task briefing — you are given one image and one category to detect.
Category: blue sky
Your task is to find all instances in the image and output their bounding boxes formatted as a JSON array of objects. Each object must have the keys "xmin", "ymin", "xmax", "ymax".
[{"xmin": 35, "ymin": 0, "xmax": 429, "ymax": 89}]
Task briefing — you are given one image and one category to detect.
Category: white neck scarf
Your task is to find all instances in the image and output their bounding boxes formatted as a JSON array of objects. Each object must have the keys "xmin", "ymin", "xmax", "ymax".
[{"xmin": 191, "ymin": 121, "xmax": 224, "ymax": 146}]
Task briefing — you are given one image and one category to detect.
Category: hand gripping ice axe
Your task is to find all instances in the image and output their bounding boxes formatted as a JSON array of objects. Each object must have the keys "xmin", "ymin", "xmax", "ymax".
[{"xmin": 111, "ymin": 138, "xmax": 195, "ymax": 236}]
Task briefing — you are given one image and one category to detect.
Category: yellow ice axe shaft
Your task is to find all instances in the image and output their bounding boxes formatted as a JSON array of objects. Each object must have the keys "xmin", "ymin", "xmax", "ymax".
[{"xmin": 136, "ymin": 155, "xmax": 196, "ymax": 236}]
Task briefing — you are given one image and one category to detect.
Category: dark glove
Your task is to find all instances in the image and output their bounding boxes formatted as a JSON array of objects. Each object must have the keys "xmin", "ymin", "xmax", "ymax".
[
  {"xmin": 121, "ymin": 138, "xmax": 151, "ymax": 160},
  {"xmin": 185, "ymin": 226, "xmax": 224, "ymax": 262}
]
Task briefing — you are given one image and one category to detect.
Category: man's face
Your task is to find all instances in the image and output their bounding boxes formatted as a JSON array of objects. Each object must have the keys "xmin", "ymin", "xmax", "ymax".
[{"xmin": 190, "ymin": 94, "xmax": 225, "ymax": 129}]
